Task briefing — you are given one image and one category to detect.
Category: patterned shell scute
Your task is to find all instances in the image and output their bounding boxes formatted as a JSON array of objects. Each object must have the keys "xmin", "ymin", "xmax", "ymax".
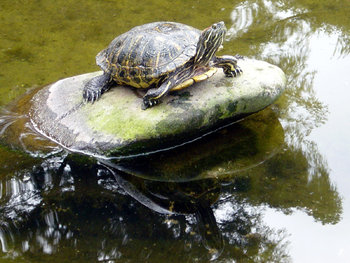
[{"xmin": 97, "ymin": 22, "xmax": 201, "ymax": 82}]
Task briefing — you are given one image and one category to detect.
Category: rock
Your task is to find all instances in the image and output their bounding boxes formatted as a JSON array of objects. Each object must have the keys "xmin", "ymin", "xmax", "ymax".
[{"xmin": 29, "ymin": 58, "xmax": 286, "ymax": 158}]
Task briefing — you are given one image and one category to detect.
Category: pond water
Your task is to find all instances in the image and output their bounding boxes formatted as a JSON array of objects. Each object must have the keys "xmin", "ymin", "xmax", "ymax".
[{"xmin": 1, "ymin": 0, "xmax": 350, "ymax": 262}]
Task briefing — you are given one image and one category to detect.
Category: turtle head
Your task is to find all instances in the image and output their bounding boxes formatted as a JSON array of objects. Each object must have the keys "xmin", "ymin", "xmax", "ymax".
[{"xmin": 194, "ymin": 22, "xmax": 227, "ymax": 65}]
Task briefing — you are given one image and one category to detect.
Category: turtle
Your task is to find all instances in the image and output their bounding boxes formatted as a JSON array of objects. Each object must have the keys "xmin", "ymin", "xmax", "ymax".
[{"xmin": 83, "ymin": 21, "xmax": 242, "ymax": 110}]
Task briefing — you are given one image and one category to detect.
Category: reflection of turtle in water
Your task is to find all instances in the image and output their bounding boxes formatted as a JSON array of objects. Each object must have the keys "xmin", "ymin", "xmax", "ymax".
[
  {"xmin": 110, "ymin": 168, "xmax": 224, "ymax": 259},
  {"xmin": 83, "ymin": 21, "xmax": 242, "ymax": 109}
]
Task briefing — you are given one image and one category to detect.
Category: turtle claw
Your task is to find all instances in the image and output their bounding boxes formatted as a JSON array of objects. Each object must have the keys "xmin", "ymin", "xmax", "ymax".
[
  {"xmin": 223, "ymin": 65, "xmax": 242, "ymax": 78},
  {"xmin": 142, "ymin": 100, "xmax": 151, "ymax": 110},
  {"xmin": 82, "ymin": 74, "xmax": 111, "ymax": 103},
  {"xmin": 235, "ymin": 66, "xmax": 243, "ymax": 76},
  {"xmin": 214, "ymin": 55, "xmax": 243, "ymax": 78},
  {"xmin": 142, "ymin": 98, "xmax": 159, "ymax": 110},
  {"xmin": 234, "ymin": 54, "xmax": 245, "ymax": 60},
  {"xmin": 83, "ymin": 85, "xmax": 102, "ymax": 103}
]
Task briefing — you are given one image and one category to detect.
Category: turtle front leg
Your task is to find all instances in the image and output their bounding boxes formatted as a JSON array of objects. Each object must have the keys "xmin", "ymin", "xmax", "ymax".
[
  {"xmin": 212, "ymin": 55, "xmax": 243, "ymax": 77},
  {"xmin": 142, "ymin": 78, "xmax": 176, "ymax": 110},
  {"xmin": 83, "ymin": 73, "xmax": 113, "ymax": 103}
]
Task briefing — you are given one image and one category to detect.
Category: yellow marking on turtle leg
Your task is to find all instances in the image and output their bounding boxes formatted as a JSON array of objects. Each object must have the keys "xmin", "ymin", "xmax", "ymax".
[{"xmin": 154, "ymin": 81, "xmax": 173, "ymax": 99}]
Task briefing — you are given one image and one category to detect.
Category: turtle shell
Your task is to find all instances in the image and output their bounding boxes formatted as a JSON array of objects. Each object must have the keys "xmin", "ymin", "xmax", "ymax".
[{"xmin": 96, "ymin": 22, "xmax": 201, "ymax": 88}]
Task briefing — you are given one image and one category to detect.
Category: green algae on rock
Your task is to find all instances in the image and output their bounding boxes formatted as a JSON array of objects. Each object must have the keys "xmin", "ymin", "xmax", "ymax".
[{"xmin": 29, "ymin": 58, "xmax": 286, "ymax": 158}]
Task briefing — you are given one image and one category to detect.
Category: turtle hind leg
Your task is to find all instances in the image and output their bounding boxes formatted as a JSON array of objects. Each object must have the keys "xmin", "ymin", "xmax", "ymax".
[
  {"xmin": 83, "ymin": 73, "xmax": 113, "ymax": 103},
  {"xmin": 212, "ymin": 55, "xmax": 243, "ymax": 77}
]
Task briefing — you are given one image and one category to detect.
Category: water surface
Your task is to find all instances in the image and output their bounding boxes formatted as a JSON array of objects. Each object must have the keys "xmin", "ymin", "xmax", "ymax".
[{"xmin": 1, "ymin": 0, "xmax": 350, "ymax": 262}]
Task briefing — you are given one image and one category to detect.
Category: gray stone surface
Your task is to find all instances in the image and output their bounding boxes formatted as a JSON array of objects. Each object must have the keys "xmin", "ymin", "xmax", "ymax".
[{"xmin": 29, "ymin": 58, "xmax": 286, "ymax": 158}]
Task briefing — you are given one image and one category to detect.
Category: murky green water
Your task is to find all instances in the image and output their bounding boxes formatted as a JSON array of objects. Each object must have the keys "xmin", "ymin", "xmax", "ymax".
[{"xmin": 1, "ymin": 0, "xmax": 350, "ymax": 262}]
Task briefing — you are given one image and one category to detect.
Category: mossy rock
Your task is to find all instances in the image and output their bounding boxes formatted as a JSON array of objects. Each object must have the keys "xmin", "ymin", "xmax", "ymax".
[{"xmin": 29, "ymin": 58, "xmax": 286, "ymax": 158}]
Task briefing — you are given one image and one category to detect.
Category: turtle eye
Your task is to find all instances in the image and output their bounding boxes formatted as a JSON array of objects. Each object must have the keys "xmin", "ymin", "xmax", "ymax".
[{"xmin": 212, "ymin": 24, "xmax": 217, "ymax": 30}]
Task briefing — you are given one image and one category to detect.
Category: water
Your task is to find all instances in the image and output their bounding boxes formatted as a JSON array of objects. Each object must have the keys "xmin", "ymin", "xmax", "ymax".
[{"xmin": 1, "ymin": 0, "xmax": 350, "ymax": 262}]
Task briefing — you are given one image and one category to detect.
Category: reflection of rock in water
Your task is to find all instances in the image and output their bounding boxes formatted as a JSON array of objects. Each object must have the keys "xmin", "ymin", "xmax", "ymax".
[
  {"xmin": 110, "ymin": 168, "xmax": 224, "ymax": 259},
  {"xmin": 0, "ymin": 153, "xmax": 291, "ymax": 262},
  {"xmin": 0, "ymin": 140, "xmax": 341, "ymax": 262}
]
